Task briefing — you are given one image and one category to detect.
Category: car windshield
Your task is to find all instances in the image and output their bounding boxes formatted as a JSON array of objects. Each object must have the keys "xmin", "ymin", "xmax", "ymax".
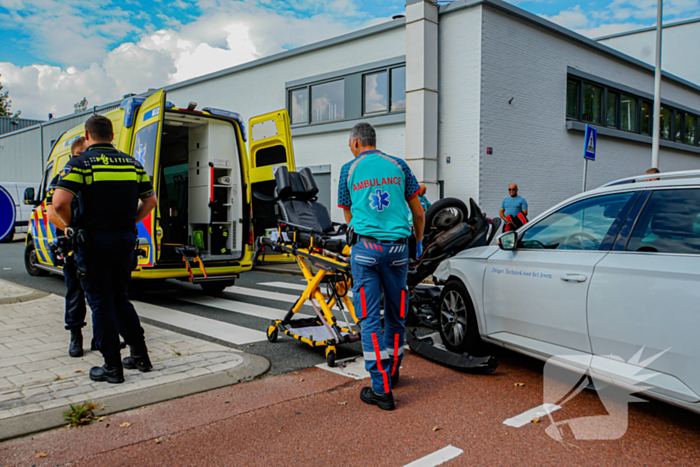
[{"xmin": 519, "ymin": 192, "xmax": 634, "ymax": 250}]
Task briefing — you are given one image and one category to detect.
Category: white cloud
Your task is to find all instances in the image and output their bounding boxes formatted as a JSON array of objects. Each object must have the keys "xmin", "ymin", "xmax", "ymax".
[{"xmin": 0, "ymin": 0, "xmax": 395, "ymax": 120}]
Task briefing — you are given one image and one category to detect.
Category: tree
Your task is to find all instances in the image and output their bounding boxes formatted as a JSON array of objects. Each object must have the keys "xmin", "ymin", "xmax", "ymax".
[
  {"xmin": 0, "ymin": 74, "xmax": 13, "ymax": 117},
  {"xmin": 74, "ymin": 97, "xmax": 88, "ymax": 113}
]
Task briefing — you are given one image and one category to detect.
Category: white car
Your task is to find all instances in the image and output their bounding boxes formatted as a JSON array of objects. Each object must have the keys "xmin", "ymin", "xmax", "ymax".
[{"xmin": 433, "ymin": 170, "xmax": 700, "ymax": 414}]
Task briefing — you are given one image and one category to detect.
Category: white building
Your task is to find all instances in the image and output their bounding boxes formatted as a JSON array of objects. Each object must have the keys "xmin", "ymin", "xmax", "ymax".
[
  {"xmin": 598, "ymin": 18, "xmax": 700, "ymax": 87},
  {"xmin": 2, "ymin": 0, "xmax": 700, "ymax": 220}
]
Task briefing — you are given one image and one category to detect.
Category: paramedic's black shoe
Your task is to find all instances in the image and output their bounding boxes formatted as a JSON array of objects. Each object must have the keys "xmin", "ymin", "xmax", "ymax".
[
  {"xmin": 360, "ymin": 387, "xmax": 395, "ymax": 411},
  {"xmin": 89, "ymin": 357, "xmax": 124, "ymax": 384},
  {"xmin": 391, "ymin": 367, "xmax": 400, "ymax": 388},
  {"xmin": 69, "ymin": 328, "xmax": 83, "ymax": 358},
  {"xmin": 122, "ymin": 344, "xmax": 153, "ymax": 372}
]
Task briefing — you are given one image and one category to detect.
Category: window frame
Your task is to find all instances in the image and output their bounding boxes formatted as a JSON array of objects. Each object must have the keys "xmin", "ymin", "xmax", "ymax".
[
  {"xmin": 566, "ymin": 74, "xmax": 700, "ymax": 147},
  {"xmin": 516, "ymin": 191, "xmax": 638, "ymax": 252},
  {"xmin": 624, "ymin": 187, "xmax": 700, "ymax": 256},
  {"xmin": 285, "ymin": 57, "xmax": 406, "ymax": 129}
]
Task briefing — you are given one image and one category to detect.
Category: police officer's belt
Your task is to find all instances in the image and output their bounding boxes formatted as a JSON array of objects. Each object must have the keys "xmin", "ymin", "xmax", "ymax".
[{"xmin": 357, "ymin": 235, "xmax": 408, "ymax": 244}]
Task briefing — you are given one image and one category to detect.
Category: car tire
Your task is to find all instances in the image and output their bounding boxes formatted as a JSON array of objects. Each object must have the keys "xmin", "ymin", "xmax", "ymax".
[
  {"xmin": 425, "ymin": 198, "xmax": 468, "ymax": 242},
  {"xmin": 438, "ymin": 279, "xmax": 483, "ymax": 355},
  {"xmin": 25, "ymin": 238, "xmax": 49, "ymax": 277},
  {"xmin": 0, "ymin": 226, "xmax": 14, "ymax": 243}
]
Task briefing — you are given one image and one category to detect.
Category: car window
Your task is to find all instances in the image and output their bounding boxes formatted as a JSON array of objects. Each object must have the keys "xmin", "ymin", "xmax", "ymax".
[
  {"xmin": 519, "ymin": 192, "xmax": 634, "ymax": 250},
  {"xmin": 40, "ymin": 162, "xmax": 54, "ymax": 200},
  {"xmin": 626, "ymin": 189, "xmax": 700, "ymax": 255}
]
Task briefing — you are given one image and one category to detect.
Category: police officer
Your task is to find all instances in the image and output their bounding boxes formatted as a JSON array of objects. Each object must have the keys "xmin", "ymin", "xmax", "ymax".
[
  {"xmin": 46, "ymin": 137, "xmax": 88, "ymax": 357},
  {"xmin": 338, "ymin": 122, "xmax": 425, "ymax": 410},
  {"xmin": 52, "ymin": 115, "xmax": 158, "ymax": 384}
]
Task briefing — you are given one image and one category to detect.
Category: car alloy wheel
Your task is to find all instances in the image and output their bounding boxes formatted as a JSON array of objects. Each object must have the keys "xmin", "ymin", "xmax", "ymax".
[{"xmin": 440, "ymin": 290, "xmax": 468, "ymax": 347}]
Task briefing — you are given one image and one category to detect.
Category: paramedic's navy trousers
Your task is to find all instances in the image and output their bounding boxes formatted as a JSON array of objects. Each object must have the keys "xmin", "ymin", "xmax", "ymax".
[
  {"xmin": 74, "ymin": 231, "xmax": 146, "ymax": 359},
  {"xmin": 351, "ymin": 239, "xmax": 409, "ymax": 395}
]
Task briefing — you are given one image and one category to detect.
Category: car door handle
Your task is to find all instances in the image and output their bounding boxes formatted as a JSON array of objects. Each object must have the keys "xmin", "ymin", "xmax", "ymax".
[{"xmin": 561, "ymin": 274, "xmax": 587, "ymax": 282}]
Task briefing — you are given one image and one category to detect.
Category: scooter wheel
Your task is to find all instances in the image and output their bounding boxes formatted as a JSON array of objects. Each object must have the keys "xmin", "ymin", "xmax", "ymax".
[
  {"xmin": 326, "ymin": 350, "xmax": 336, "ymax": 368},
  {"xmin": 267, "ymin": 325, "xmax": 278, "ymax": 343}
]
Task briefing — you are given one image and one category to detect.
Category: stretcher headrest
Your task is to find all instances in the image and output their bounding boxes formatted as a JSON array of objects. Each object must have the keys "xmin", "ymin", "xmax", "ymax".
[{"xmin": 275, "ymin": 166, "xmax": 319, "ymax": 201}]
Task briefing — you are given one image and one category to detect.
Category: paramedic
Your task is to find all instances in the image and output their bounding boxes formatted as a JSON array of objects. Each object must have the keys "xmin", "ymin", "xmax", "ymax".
[
  {"xmin": 338, "ymin": 122, "xmax": 425, "ymax": 410},
  {"xmin": 52, "ymin": 115, "xmax": 158, "ymax": 384},
  {"xmin": 46, "ymin": 137, "xmax": 88, "ymax": 357}
]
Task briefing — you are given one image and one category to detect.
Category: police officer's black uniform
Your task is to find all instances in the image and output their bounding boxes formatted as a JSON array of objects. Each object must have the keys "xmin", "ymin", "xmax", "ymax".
[
  {"xmin": 46, "ymin": 176, "xmax": 87, "ymax": 357},
  {"xmin": 56, "ymin": 142, "xmax": 155, "ymax": 383}
]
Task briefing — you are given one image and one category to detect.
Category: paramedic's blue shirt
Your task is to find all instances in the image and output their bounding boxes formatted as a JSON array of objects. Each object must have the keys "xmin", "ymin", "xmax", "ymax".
[
  {"xmin": 338, "ymin": 150, "xmax": 420, "ymax": 241},
  {"xmin": 501, "ymin": 195, "xmax": 528, "ymax": 217}
]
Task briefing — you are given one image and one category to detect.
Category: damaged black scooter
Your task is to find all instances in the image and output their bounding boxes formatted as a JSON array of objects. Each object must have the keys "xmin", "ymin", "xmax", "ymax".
[{"xmin": 404, "ymin": 197, "xmax": 500, "ymax": 373}]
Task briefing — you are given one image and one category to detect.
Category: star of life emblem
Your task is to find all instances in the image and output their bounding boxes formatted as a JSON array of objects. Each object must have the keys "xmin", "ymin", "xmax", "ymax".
[
  {"xmin": 135, "ymin": 143, "xmax": 147, "ymax": 165},
  {"xmin": 369, "ymin": 189, "xmax": 390, "ymax": 212}
]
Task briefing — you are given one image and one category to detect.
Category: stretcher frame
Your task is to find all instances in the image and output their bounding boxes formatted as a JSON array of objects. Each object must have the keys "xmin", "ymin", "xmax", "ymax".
[{"xmin": 263, "ymin": 232, "xmax": 360, "ymax": 367}]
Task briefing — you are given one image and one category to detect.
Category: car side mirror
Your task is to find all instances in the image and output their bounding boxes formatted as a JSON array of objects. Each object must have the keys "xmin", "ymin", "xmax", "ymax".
[
  {"xmin": 498, "ymin": 231, "xmax": 517, "ymax": 251},
  {"xmin": 23, "ymin": 187, "xmax": 36, "ymax": 205}
]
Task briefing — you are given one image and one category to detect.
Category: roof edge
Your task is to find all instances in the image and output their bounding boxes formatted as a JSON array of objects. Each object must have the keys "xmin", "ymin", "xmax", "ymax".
[
  {"xmin": 440, "ymin": 0, "xmax": 700, "ymax": 95},
  {"xmin": 595, "ymin": 16, "xmax": 700, "ymax": 41},
  {"xmin": 163, "ymin": 17, "xmax": 406, "ymax": 94}
]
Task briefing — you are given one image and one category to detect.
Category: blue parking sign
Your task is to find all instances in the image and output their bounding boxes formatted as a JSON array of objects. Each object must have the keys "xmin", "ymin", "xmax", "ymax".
[{"xmin": 584, "ymin": 124, "xmax": 597, "ymax": 161}]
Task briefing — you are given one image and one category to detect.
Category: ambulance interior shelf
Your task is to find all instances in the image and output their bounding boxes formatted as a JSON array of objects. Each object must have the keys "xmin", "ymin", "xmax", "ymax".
[{"xmin": 157, "ymin": 114, "xmax": 242, "ymax": 263}]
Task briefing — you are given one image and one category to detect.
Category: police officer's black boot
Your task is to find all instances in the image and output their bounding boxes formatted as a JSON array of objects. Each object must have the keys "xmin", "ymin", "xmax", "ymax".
[
  {"xmin": 122, "ymin": 343, "xmax": 153, "ymax": 372},
  {"xmin": 68, "ymin": 328, "xmax": 83, "ymax": 358},
  {"xmin": 89, "ymin": 355, "xmax": 125, "ymax": 384}
]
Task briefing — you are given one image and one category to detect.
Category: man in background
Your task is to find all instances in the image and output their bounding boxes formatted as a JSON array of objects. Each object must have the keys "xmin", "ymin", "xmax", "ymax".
[
  {"xmin": 46, "ymin": 137, "xmax": 88, "ymax": 357},
  {"xmin": 500, "ymin": 183, "xmax": 528, "ymax": 232},
  {"xmin": 645, "ymin": 167, "xmax": 661, "ymax": 181}
]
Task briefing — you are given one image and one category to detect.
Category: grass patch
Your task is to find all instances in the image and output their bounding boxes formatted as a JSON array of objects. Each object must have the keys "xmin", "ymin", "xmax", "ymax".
[{"xmin": 63, "ymin": 400, "xmax": 104, "ymax": 427}]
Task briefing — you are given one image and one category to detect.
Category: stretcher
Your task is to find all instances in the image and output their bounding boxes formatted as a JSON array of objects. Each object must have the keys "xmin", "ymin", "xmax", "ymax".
[
  {"xmin": 262, "ymin": 167, "xmax": 359, "ymax": 366},
  {"xmin": 263, "ymin": 166, "xmax": 500, "ymax": 370}
]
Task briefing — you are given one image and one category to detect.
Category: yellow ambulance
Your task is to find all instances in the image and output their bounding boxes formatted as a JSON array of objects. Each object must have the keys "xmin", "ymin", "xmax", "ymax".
[{"xmin": 23, "ymin": 90, "xmax": 295, "ymax": 293}]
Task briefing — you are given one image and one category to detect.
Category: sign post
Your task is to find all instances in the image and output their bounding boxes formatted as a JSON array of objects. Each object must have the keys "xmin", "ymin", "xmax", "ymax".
[{"xmin": 583, "ymin": 124, "xmax": 597, "ymax": 192}]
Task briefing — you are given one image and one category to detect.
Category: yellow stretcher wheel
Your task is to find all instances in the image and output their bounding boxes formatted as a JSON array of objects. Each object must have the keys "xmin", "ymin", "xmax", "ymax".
[
  {"xmin": 267, "ymin": 324, "xmax": 278, "ymax": 343},
  {"xmin": 326, "ymin": 347, "xmax": 336, "ymax": 367}
]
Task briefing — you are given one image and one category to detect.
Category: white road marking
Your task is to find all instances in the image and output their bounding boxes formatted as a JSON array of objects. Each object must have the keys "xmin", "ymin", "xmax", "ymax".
[
  {"xmin": 259, "ymin": 281, "xmax": 353, "ymax": 298},
  {"xmin": 403, "ymin": 445, "xmax": 464, "ymax": 467},
  {"xmin": 177, "ymin": 295, "xmax": 311, "ymax": 320},
  {"xmin": 315, "ymin": 356, "xmax": 369, "ymax": 380},
  {"xmin": 503, "ymin": 403, "xmax": 562, "ymax": 428},
  {"xmin": 225, "ymin": 285, "xmax": 302, "ymax": 304},
  {"xmin": 133, "ymin": 300, "xmax": 266, "ymax": 345}
]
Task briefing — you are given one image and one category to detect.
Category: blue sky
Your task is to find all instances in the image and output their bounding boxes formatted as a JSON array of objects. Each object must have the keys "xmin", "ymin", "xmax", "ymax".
[{"xmin": 1, "ymin": 0, "xmax": 699, "ymax": 119}]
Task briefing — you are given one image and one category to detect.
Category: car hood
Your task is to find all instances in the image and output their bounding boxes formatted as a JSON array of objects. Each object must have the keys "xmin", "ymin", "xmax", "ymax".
[{"xmin": 449, "ymin": 245, "xmax": 499, "ymax": 260}]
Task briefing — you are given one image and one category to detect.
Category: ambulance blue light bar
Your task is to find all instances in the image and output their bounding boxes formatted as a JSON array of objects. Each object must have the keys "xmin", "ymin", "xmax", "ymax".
[
  {"xmin": 202, "ymin": 107, "xmax": 247, "ymax": 142},
  {"xmin": 121, "ymin": 97, "xmax": 146, "ymax": 128}
]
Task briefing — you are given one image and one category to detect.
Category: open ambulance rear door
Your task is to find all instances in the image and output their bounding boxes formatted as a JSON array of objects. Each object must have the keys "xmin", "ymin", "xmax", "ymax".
[
  {"xmin": 248, "ymin": 110, "xmax": 296, "ymax": 241},
  {"xmin": 130, "ymin": 90, "xmax": 166, "ymax": 268}
]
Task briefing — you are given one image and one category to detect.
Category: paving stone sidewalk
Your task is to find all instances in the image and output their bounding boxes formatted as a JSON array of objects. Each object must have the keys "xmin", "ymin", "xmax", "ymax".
[{"xmin": 0, "ymin": 280, "xmax": 269, "ymax": 440}]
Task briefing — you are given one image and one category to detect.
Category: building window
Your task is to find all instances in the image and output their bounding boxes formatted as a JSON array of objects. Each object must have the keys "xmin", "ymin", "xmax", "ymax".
[
  {"xmin": 606, "ymin": 91, "xmax": 619, "ymax": 127},
  {"xmin": 290, "ymin": 88, "xmax": 309, "ymax": 125},
  {"xmin": 675, "ymin": 111, "xmax": 683, "ymax": 142},
  {"xmin": 620, "ymin": 94, "xmax": 637, "ymax": 132},
  {"xmin": 391, "ymin": 67, "xmax": 406, "ymax": 112},
  {"xmin": 686, "ymin": 115, "xmax": 697, "ymax": 145},
  {"xmin": 311, "ymin": 80, "xmax": 344, "ymax": 123},
  {"xmin": 566, "ymin": 79, "xmax": 579, "ymax": 119},
  {"xmin": 286, "ymin": 58, "xmax": 406, "ymax": 128},
  {"xmin": 364, "ymin": 71, "xmax": 388, "ymax": 114},
  {"xmin": 567, "ymin": 74, "xmax": 700, "ymax": 146},
  {"xmin": 581, "ymin": 83, "xmax": 602, "ymax": 124},
  {"xmin": 660, "ymin": 107, "xmax": 672, "ymax": 140},
  {"xmin": 641, "ymin": 101, "xmax": 652, "ymax": 135}
]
